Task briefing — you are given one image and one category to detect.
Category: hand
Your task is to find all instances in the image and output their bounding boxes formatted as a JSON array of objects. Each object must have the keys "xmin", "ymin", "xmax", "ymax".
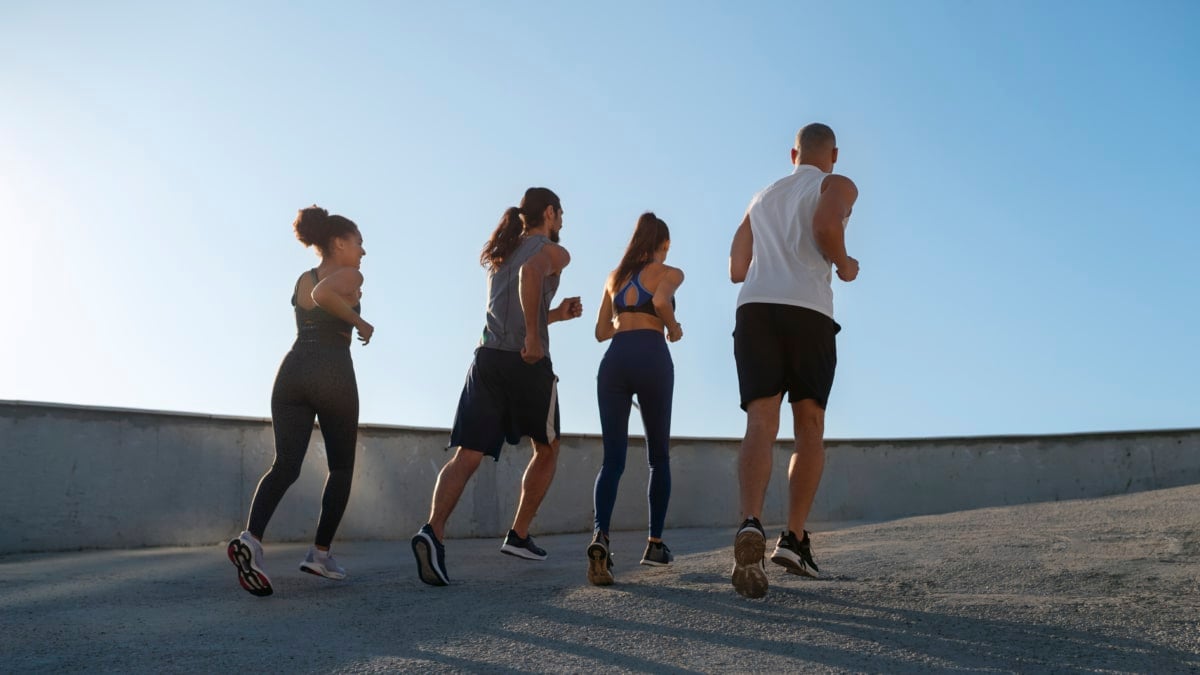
[
  {"xmin": 667, "ymin": 322, "xmax": 683, "ymax": 343},
  {"xmin": 836, "ymin": 256, "xmax": 859, "ymax": 282},
  {"xmin": 556, "ymin": 296, "xmax": 583, "ymax": 321},
  {"xmin": 520, "ymin": 335, "xmax": 544, "ymax": 364},
  {"xmin": 356, "ymin": 319, "xmax": 374, "ymax": 345}
]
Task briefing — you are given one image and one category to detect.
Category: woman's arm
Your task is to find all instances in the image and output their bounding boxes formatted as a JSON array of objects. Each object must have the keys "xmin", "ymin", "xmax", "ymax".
[
  {"xmin": 313, "ymin": 268, "xmax": 374, "ymax": 344},
  {"xmin": 652, "ymin": 266, "xmax": 685, "ymax": 342},
  {"xmin": 594, "ymin": 275, "xmax": 616, "ymax": 342}
]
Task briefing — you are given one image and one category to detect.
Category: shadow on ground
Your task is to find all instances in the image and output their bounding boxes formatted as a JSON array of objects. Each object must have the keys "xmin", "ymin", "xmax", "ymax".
[{"xmin": 2, "ymin": 484, "xmax": 1198, "ymax": 673}]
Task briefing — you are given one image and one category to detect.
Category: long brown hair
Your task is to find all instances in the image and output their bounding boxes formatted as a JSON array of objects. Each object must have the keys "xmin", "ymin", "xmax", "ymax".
[
  {"xmin": 480, "ymin": 187, "xmax": 561, "ymax": 270},
  {"xmin": 613, "ymin": 212, "xmax": 670, "ymax": 287}
]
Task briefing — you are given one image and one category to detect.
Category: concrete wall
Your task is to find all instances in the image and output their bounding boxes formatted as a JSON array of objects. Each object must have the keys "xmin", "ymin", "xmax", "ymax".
[{"xmin": 3, "ymin": 400, "xmax": 1198, "ymax": 553}]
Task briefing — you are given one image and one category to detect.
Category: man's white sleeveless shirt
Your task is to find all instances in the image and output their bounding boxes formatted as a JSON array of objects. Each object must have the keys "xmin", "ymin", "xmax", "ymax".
[{"xmin": 736, "ymin": 164, "xmax": 845, "ymax": 319}]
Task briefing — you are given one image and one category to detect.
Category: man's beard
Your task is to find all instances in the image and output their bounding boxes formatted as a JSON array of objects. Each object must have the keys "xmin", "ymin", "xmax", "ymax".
[{"xmin": 549, "ymin": 229, "xmax": 560, "ymax": 243}]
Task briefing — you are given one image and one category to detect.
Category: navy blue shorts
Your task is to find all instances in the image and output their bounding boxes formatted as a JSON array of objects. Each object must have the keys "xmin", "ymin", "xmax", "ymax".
[
  {"xmin": 448, "ymin": 347, "xmax": 560, "ymax": 459},
  {"xmin": 733, "ymin": 303, "xmax": 840, "ymax": 411}
]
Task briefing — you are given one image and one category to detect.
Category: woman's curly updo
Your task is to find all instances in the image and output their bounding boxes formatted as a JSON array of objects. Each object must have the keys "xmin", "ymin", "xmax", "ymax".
[{"xmin": 293, "ymin": 205, "xmax": 358, "ymax": 255}]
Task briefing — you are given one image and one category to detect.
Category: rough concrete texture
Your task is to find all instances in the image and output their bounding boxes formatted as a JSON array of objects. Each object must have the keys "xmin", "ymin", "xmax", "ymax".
[
  {"xmin": 2, "ymin": 484, "xmax": 1197, "ymax": 673},
  {"xmin": 5, "ymin": 401, "xmax": 1199, "ymax": 553}
]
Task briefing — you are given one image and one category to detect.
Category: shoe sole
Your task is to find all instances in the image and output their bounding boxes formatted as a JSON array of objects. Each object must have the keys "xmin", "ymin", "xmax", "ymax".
[
  {"xmin": 731, "ymin": 529, "xmax": 768, "ymax": 599},
  {"xmin": 586, "ymin": 543, "xmax": 613, "ymax": 586},
  {"xmin": 227, "ymin": 539, "xmax": 272, "ymax": 597},
  {"xmin": 500, "ymin": 543, "xmax": 547, "ymax": 561},
  {"xmin": 639, "ymin": 558, "xmax": 671, "ymax": 567},
  {"xmin": 299, "ymin": 562, "xmax": 347, "ymax": 580},
  {"xmin": 411, "ymin": 534, "xmax": 449, "ymax": 586}
]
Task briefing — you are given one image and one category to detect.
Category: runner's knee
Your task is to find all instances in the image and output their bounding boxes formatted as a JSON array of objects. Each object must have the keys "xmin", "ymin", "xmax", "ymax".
[
  {"xmin": 792, "ymin": 400, "xmax": 825, "ymax": 438},
  {"xmin": 532, "ymin": 439, "xmax": 559, "ymax": 459},
  {"xmin": 453, "ymin": 447, "xmax": 486, "ymax": 470}
]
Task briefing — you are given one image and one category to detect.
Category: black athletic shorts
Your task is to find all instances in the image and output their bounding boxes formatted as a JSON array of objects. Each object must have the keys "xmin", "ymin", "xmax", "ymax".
[
  {"xmin": 733, "ymin": 302, "xmax": 841, "ymax": 411},
  {"xmin": 448, "ymin": 347, "xmax": 560, "ymax": 459}
]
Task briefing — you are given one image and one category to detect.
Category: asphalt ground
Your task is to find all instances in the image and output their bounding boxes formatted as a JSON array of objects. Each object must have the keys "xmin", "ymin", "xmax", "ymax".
[{"xmin": 2, "ymin": 483, "xmax": 1198, "ymax": 673}]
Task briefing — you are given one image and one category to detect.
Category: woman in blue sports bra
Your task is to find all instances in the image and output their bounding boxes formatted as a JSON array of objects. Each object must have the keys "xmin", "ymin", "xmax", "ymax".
[
  {"xmin": 586, "ymin": 212, "xmax": 685, "ymax": 586},
  {"xmin": 227, "ymin": 205, "xmax": 374, "ymax": 597}
]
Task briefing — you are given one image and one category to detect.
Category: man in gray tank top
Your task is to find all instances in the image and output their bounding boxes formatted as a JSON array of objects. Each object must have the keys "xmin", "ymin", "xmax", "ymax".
[
  {"xmin": 481, "ymin": 233, "xmax": 561, "ymax": 355},
  {"xmin": 411, "ymin": 187, "xmax": 583, "ymax": 587}
]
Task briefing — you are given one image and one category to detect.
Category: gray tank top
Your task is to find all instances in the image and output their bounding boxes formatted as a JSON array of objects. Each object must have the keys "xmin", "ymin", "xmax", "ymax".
[{"xmin": 480, "ymin": 234, "xmax": 560, "ymax": 354}]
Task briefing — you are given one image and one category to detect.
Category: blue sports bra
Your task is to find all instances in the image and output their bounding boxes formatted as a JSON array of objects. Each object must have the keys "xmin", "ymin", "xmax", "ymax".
[{"xmin": 614, "ymin": 268, "xmax": 675, "ymax": 318}]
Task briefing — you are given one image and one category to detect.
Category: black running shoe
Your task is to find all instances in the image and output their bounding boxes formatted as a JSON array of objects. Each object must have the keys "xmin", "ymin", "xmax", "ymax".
[
  {"xmin": 500, "ymin": 529, "xmax": 547, "ymax": 561},
  {"xmin": 770, "ymin": 529, "xmax": 820, "ymax": 578},
  {"xmin": 586, "ymin": 531, "xmax": 614, "ymax": 586},
  {"xmin": 731, "ymin": 517, "xmax": 768, "ymax": 599},
  {"xmin": 640, "ymin": 541, "xmax": 674, "ymax": 567},
  {"xmin": 411, "ymin": 524, "xmax": 450, "ymax": 586}
]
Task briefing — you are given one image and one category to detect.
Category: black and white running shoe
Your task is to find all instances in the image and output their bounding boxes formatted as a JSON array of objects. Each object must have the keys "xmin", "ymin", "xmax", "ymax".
[
  {"xmin": 770, "ymin": 529, "xmax": 820, "ymax": 578},
  {"xmin": 411, "ymin": 524, "xmax": 450, "ymax": 586},
  {"xmin": 500, "ymin": 529, "xmax": 547, "ymax": 561}
]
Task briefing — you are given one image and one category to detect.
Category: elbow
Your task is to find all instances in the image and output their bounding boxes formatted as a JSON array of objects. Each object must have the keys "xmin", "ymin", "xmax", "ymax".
[
  {"xmin": 729, "ymin": 258, "xmax": 749, "ymax": 283},
  {"xmin": 813, "ymin": 223, "xmax": 838, "ymax": 248},
  {"xmin": 311, "ymin": 287, "xmax": 333, "ymax": 308}
]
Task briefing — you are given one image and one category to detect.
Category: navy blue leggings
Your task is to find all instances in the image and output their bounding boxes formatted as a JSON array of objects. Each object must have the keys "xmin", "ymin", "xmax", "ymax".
[{"xmin": 594, "ymin": 330, "xmax": 674, "ymax": 539}]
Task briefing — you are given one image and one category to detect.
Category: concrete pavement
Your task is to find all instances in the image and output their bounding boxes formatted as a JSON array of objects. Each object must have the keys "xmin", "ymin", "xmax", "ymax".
[{"xmin": 2, "ymin": 483, "xmax": 1198, "ymax": 673}]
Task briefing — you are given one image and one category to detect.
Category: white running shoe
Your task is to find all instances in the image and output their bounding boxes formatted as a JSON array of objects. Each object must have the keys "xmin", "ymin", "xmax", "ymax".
[
  {"xmin": 227, "ymin": 531, "xmax": 273, "ymax": 597},
  {"xmin": 299, "ymin": 547, "xmax": 347, "ymax": 580}
]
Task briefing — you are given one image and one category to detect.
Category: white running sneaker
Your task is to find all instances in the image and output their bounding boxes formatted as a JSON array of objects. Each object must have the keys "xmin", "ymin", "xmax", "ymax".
[
  {"xmin": 299, "ymin": 547, "xmax": 347, "ymax": 580},
  {"xmin": 227, "ymin": 531, "xmax": 273, "ymax": 597}
]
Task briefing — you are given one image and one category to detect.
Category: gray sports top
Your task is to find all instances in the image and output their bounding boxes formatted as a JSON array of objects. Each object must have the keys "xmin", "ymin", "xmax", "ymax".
[{"xmin": 480, "ymin": 234, "xmax": 560, "ymax": 354}]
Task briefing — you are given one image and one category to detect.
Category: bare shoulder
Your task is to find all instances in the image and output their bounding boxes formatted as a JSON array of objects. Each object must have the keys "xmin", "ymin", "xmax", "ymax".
[
  {"xmin": 546, "ymin": 241, "xmax": 570, "ymax": 268},
  {"xmin": 642, "ymin": 262, "xmax": 683, "ymax": 289},
  {"xmin": 329, "ymin": 266, "xmax": 365, "ymax": 285},
  {"xmin": 605, "ymin": 268, "xmax": 621, "ymax": 293},
  {"xmin": 528, "ymin": 241, "xmax": 570, "ymax": 273},
  {"xmin": 821, "ymin": 173, "xmax": 858, "ymax": 197}
]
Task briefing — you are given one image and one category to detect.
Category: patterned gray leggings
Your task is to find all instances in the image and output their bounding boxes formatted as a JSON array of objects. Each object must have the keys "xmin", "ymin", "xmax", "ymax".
[{"xmin": 247, "ymin": 346, "xmax": 358, "ymax": 548}]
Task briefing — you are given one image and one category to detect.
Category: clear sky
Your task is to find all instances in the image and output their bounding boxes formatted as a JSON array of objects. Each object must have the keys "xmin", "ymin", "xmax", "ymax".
[{"xmin": 4, "ymin": 1, "xmax": 1198, "ymax": 440}]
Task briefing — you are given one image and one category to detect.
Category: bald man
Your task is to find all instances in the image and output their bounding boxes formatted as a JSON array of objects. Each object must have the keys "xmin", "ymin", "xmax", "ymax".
[{"xmin": 728, "ymin": 123, "xmax": 860, "ymax": 599}]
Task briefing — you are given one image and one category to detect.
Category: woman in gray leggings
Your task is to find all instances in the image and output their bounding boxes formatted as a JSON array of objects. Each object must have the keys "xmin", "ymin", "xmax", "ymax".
[{"xmin": 227, "ymin": 206, "xmax": 374, "ymax": 597}]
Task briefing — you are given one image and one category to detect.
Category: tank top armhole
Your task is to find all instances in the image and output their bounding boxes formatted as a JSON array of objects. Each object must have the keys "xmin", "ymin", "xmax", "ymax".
[{"xmin": 293, "ymin": 269, "xmax": 319, "ymax": 309}]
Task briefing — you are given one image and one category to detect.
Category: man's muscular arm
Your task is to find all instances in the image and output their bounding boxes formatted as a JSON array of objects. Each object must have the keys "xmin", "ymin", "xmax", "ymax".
[
  {"xmin": 518, "ymin": 244, "xmax": 571, "ymax": 362},
  {"xmin": 729, "ymin": 213, "xmax": 753, "ymax": 283},
  {"xmin": 813, "ymin": 175, "xmax": 860, "ymax": 282}
]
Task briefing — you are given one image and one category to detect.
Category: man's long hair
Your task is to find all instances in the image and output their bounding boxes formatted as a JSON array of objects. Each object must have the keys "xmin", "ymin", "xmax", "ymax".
[{"xmin": 480, "ymin": 187, "xmax": 561, "ymax": 270}]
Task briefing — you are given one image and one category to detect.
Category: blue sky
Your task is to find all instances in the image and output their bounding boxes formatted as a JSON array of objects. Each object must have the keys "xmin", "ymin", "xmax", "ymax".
[{"xmin": 3, "ymin": 1, "xmax": 1198, "ymax": 439}]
